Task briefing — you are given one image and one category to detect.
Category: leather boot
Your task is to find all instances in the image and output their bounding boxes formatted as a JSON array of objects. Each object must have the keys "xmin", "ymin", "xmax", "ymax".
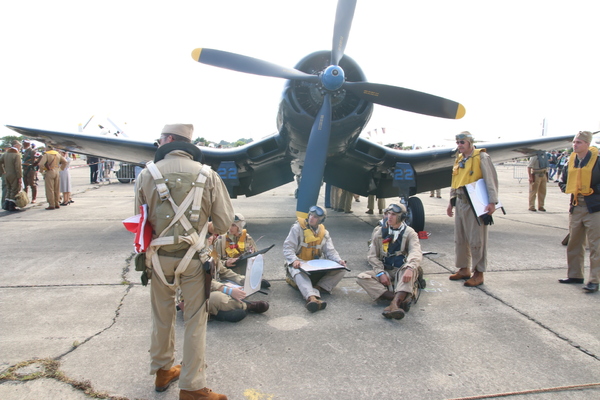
[
  {"xmin": 155, "ymin": 364, "xmax": 181, "ymax": 392},
  {"xmin": 398, "ymin": 291, "xmax": 413, "ymax": 313},
  {"xmin": 246, "ymin": 301, "xmax": 269, "ymax": 313},
  {"xmin": 382, "ymin": 292, "xmax": 405, "ymax": 320},
  {"xmin": 180, "ymin": 387, "xmax": 228, "ymax": 400},
  {"xmin": 2, "ymin": 200, "xmax": 7, "ymax": 210},
  {"xmin": 306, "ymin": 295, "xmax": 327, "ymax": 313},
  {"xmin": 377, "ymin": 290, "xmax": 395, "ymax": 301},
  {"xmin": 464, "ymin": 270, "xmax": 484, "ymax": 287},
  {"xmin": 449, "ymin": 268, "xmax": 471, "ymax": 281}
]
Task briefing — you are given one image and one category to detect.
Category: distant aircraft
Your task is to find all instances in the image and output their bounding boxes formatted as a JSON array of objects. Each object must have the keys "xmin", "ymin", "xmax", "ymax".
[{"xmin": 5, "ymin": 0, "xmax": 573, "ymax": 231}]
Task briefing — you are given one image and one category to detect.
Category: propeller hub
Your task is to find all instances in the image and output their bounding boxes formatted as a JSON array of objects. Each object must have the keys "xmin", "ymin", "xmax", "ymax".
[{"xmin": 321, "ymin": 65, "xmax": 345, "ymax": 91}]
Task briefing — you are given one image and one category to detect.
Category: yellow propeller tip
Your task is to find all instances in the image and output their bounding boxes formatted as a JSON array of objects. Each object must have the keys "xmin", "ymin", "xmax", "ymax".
[
  {"xmin": 191, "ymin": 48, "xmax": 202, "ymax": 61},
  {"xmin": 455, "ymin": 104, "xmax": 466, "ymax": 119}
]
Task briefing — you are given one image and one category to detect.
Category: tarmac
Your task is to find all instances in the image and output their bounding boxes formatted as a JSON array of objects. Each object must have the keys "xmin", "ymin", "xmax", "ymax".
[{"xmin": 1, "ymin": 159, "xmax": 599, "ymax": 400}]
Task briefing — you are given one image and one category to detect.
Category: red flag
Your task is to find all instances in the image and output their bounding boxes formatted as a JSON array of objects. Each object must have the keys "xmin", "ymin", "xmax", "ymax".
[{"xmin": 122, "ymin": 204, "xmax": 153, "ymax": 252}]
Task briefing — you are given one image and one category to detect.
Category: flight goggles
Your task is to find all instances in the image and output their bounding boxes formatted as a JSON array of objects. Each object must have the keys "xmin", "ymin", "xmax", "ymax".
[
  {"xmin": 309, "ymin": 205, "xmax": 325, "ymax": 217},
  {"xmin": 385, "ymin": 204, "xmax": 404, "ymax": 214}
]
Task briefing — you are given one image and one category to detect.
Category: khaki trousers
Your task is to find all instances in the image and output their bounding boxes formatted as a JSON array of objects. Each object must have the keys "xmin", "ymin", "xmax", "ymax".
[
  {"xmin": 208, "ymin": 291, "xmax": 245, "ymax": 315},
  {"xmin": 367, "ymin": 195, "xmax": 385, "ymax": 211},
  {"xmin": 356, "ymin": 267, "xmax": 415, "ymax": 300},
  {"xmin": 150, "ymin": 256, "xmax": 208, "ymax": 391},
  {"xmin": 44, "ymin": 169, "xmax": 61, "ymax": 207},
  {"xmin": 529, "ymin": 172, "xmax": 547, "ymax": 209},
  {"xmin": 287, "ymin": 266, "xmax": 345, "ymax": 299},
  {"xmin": 566, "ymin": 202, "xmax": 600, "ymax": 284},
  {"xmin": 454, "ymin": 195, "xmax": 488, "ymax": 272}
]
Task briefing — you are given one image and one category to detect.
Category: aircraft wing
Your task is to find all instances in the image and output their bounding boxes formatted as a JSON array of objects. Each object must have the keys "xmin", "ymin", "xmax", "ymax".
[
  {"xmin": 323, "ymin": 134, "xmax": 574, "ymax": 198},
  {"xmin": 5, "ymin": 124, "xmax": 293, "ymax": 198}
]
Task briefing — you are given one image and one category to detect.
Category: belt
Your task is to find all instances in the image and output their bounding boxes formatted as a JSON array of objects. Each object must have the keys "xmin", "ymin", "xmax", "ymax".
[{"xmin": 157, "ymin": 249, "xmax": 200, "ymax": 259}]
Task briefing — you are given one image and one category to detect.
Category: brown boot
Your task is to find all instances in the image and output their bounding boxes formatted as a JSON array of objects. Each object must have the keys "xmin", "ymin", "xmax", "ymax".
[
  {"xmin": 449, "ymin": 268, "xmax": 471, "ymax": 281},
  {"xmin": 464, "ymin": 271, "xmax": 484, "ymax": 287},
  {"xmin": 180, "ymin": 387, "xmax": 228, "ymax": 400},
  {"xmin": 246, "ymin": 301, "xmax": 269, "ymax": 313},
  {"xmin": 382, "ymin": 292, "xmax": 405, "ymax": 320},
  {"xmin": 398, "ymin": 291, "xmax": 413, "ymax": 313},
  {"xmin": 155, "ymin": 364, "xmax": 181, "ymax": 392},
  {"xmin": 377, "ymin": 290, "xmax": 395, "ymax": 301},
  {"xmin": 306, "ymin": 295, "xmax": 327, "ymax": 313}
]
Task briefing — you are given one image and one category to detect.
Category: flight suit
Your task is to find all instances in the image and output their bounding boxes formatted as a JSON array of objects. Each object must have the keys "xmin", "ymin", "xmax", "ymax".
[
  {"xmin": 134, "ymin": 149, "xmax": 233, "ymax": 391},
  {"xmin": 38, "ymin": 150, "xmax": 67, "ymax": 209},
  {"xmin": 22, "ymin": 147, "xmax": 39, "ymax": 202},
  {"xmin": 1, "ymin": 147, "xmax": 23, "ymax": 207},
  {"xmin": 450, "ymin": 150, "xmax": 499, "ymax": 273},
  {"xmin": 357, "ymin": 224, "xmax": 422, "ymax": 300},
  {"xmin": 528, "ymin": 154, "xmax": 548, "ymax": 211}
]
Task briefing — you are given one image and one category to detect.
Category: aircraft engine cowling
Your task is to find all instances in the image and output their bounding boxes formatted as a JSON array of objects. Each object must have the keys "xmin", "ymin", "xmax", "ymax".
[{"xmin": 277, "ymin": 51, "xmax": 373, "ymax": 157}]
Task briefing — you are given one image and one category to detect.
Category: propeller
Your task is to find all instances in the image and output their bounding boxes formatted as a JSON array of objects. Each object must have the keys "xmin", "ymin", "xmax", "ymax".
[{"xmin": 190, "ymin": 0, "xmax": 466, "ymax": 218}]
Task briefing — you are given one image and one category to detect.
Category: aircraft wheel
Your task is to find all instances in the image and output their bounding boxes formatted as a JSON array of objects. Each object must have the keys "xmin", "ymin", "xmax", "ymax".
[{"xmin": 407, "ymin": 196, "xmax": 425, "ymax": 232}]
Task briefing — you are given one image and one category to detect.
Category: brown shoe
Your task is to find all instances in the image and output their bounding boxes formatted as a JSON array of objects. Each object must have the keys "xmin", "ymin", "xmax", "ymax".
[
  {"xmin": 155, "ymin": 364, "xmax": 181, "ymax": 392},
  {"xmin": 306, "ymin": 295, "xmax": 327, "ymax": 313},
  {"xmin": 180, "ymin": 387, "xmax": 228, "ymax": 400},
  {"xmin": 382, "ymin": 292, "xmax": 405, "ymax": 320},
  {"xmin": 365, "ymin": 209, "xmax": 374, "ymax": 214},
  {"xmin": 246, "ymin": 301, "xmax": 269, "ymax": 313},
  {"xmin": 464, "ymin": 271, "xmax": 484, "ymax": 287},
  {"xmin": 449, "ymin": 268, "xmax": 471, "ymax": 281},
  {"xmin": 398, "ymin": 292, "xmax": 413, "ymax": 313}
]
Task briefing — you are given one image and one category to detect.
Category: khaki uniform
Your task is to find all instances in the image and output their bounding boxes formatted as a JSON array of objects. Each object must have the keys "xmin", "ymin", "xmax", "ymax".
[
  {"xmin": 208, "ymin": 259, "xmax": 247, "ymax": 315},
  {"xmin": 528, "ymin": 155, "xmax": 548, "ymax": 210},
  {"xmin": 561, "ymin": 148, "xmax": 600, "ymax": 284},
  {"xmin": 0, "ymin": 154, "xmax": 6, "ymax": 205},
  {"xmin": 283, "ymin": 222, "xmax": 346, "ymax": 299},
  {"xmin": 215, "ymin": 232, "xmax": 257, "ymax": 275},
  {"xmin": 134, "ymin": 149, "xmax": 234, "ymax": 391},
  {"xmin": 38, "ymin": 151, "xmax": 67, "ymax": 208},
  {"xmin": 22, "ymin": 147, "xmax": 39, "ymax": 201},
  {"xmin": 367, "ymin": 195, "xmax": 386, "ymax": 213},
  {"xmin": 450, "ymin": 151, "xmax": 499, "ymax": 273},
  {"xmin": 357, "ymin": 223, "xmax": 422, "ymax": 299},
  {"xmin": 1, "ymin": 148, "xmax": 22, "ymax": 204}
]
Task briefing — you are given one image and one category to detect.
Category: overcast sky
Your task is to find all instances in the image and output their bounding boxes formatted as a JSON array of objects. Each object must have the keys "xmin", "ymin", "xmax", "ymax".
[{"xmin": 1, "ymin": 0, "xmax": 598, "ymax": 147}]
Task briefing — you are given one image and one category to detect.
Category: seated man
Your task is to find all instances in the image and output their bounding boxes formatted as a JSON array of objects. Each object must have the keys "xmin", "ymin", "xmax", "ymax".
[
  {"xmin": 215, "ymin": 213, "xmax": 257, "ymax": 274},
  {"xmin": 283, "ymin": 205, "xmax": 347, "ymax": 312},
  {"xmin": 179, "ymin": 234, "xmax": 269, "ymax": 322},
  {"xmin": 356, "ymin": 203, "xmax": 423, "ymax": 320}
]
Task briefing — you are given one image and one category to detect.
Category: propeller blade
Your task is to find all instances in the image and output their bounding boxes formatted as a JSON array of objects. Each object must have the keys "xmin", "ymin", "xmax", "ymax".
[
  {"xmin": 343, "ymin": 81, "xmax": 466, "ymax": 119},
  {"xmin": 191, "ymin": 48, "xmax": 319, "ymax": 82},
  {"xmin": 331, "ymin": 0, "xmax": 357, "ymax": 65},
  {"xmin": 296, "ymin": 94, "xmax": 333, "ymax": 218}
]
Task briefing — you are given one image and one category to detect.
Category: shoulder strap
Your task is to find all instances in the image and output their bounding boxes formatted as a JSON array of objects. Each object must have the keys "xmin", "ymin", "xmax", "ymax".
[{"xmin": 144, "ymin": 161, "xmax": 212, "ymax": 288}]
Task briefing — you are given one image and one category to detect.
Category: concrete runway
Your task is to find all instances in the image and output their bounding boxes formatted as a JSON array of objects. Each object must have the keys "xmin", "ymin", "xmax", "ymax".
[{"xmin": 1, "ymin": 159, "xmax": 599, "ymax": 400}]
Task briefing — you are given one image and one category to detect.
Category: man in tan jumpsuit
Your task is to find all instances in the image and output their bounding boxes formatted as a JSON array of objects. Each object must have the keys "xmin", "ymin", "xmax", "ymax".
[
  {"xmin": 21, "ymin": 140, "xmax": 39, "ymax": 203},
  {"xmin": 558, "ymin": 130, "xmax": 600, "ymax": 293},
  {"xmin": 1, "ymin": 140, "xmax": 23, "ymax": 211},
  {"xmin": 134, "ymin": 124, "xmax": 233, "ymax": 400},
  {"xmin": 38, "ymin": 145, "xmax": 67, "ymax": 210},
  {"xmin": 446, "ymin": 131, "xmax": 499, "ymax": 287},
  {"xmin": 357, "ymin": 203, "xmax": 423, "ymax": 320},
  {"xmin": 527, "ymin": 151, "xmax": 548, "ymax": 211}
]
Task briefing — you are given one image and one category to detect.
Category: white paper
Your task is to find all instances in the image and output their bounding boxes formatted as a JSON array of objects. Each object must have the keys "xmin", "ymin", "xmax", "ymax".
[{"xmin": 465, "ymin": 179, "xmax": 502, "ymax": 217}]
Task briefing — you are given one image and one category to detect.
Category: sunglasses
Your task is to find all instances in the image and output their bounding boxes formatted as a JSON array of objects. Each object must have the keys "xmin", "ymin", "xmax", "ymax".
[
  {"xmin": 309, "ymin": 205, "xmax": 325, "ymax": 216},
  {"xmin": 456, "ymin": 140, "xmax": 466, "ymax": 145}
]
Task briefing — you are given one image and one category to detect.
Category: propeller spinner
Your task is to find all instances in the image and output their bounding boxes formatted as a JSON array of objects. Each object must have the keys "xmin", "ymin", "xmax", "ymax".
[{"xmin": 191, "ymin": 0, "xmax": 465, "ymax": 218}]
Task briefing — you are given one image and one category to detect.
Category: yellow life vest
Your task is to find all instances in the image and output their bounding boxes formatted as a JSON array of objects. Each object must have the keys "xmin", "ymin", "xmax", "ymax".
[
  {"xmin": 566, "ymin": 147, "xmax": 598, "ymax": 205},
  {"xmin": 451, "ymin": 148, "xmax": 486, "ymax": 189},
  {"xmin": 224, "ymin": 229, "xmax": 247, "ymax": 258},
  {"xmin": 297, "ymin": 217, "xmax": 326, "ymax": 261}
]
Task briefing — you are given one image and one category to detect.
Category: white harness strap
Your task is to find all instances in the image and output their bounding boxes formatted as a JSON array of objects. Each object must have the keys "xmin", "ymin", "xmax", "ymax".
[{"xmin": 145, "ymin": 161, "xmax": 212, "ymax": 288}]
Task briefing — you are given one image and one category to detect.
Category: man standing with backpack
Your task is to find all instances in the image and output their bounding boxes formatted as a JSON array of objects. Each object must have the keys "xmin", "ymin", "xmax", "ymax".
[{"xmin": 135, "ymin": 124, "xmax": 234, "ymax": 400}]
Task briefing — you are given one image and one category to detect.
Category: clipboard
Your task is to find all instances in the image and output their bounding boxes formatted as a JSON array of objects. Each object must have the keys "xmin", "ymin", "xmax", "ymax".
[{"xmin": 298, "ymin": 259, "xmax": 350, "ymax": 276}]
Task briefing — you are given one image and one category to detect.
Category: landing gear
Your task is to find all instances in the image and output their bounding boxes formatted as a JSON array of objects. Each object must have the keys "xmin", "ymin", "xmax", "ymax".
[{"xmin": 404, "ymin": 196, "xmax": 425, "ymax": 232}]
